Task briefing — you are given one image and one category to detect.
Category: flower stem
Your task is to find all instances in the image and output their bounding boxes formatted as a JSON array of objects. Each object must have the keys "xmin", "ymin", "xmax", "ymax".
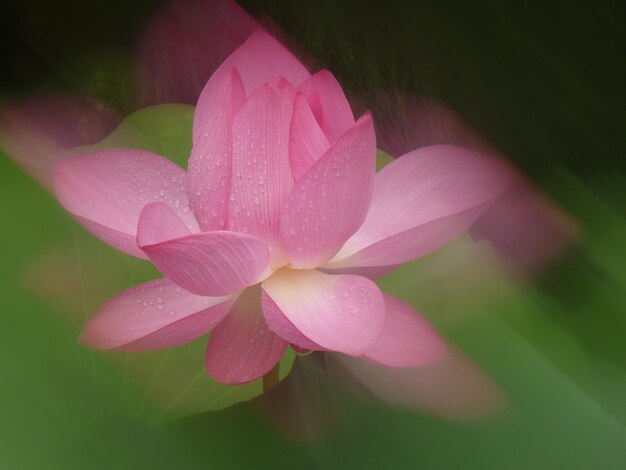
[{"xmin": 262, "ymin": 363, "xmax": 280, "ymax": 394}]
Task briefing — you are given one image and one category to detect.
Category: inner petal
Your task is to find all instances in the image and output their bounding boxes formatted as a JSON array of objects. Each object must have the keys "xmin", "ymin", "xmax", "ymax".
[{"xmin": 261, "ymin": 268, "xmax": 385, "ymax": 356}]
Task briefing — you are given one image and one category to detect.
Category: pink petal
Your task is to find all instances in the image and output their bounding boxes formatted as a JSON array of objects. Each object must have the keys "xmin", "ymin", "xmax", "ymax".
[
  {"xmin": 279, "ymin": 114, "xmax": 376, "ymax": 268},
  {"xmin": 306, "ymin": 92, "xmax": 324, "ymax": 128},
  {"xmin": 362, "ymin": 295, "xmax": 446, "ymax": 367},
  {"xmin": 136, "ymin": 202, "xmax": 192, "ymax": 245},
  {"xmin": 260, "ymin": 290, "xmax": 324, "ymax": 351},
  {"xmin": 289, "ymin": 93, "xmax": 330, "ymax": 181},
  {"xmin": 327, "ymin": 145, "xmax": 510, "ymax": 269},
  {"xmin": 320, "ymin": 264, "xmax": 400, "ymax": 280},
  {"xmin": 80, "ymin": 278, "xmax": 235, "ymax": 351},
  {"xmin": 227, "ymin": 84, "xmax": 294, "ymax": 255},
  {"xmin": 261, "ymin": 269, "xmax": 385, "ymax": 356},
  {"xmin": 289, "ymin": 344, "xmax": 313, "ymax": 354},
  {"xmin": 273, "ymin": 76, "xmax": 298, "ymax": 101},
  {"xmin": 54, "ymin": 149, "xmax": 198, "ymax": 258},
  {"xmin": 188, "ymin": 68, "xmax": 246, "ymax": 230},
  {"xmin": 331, "ymin": 207, "xmax": 488, "ymax": 269},
  {"xmin": 203, "ymin": 29, "xmax": 310, "ymax": 98},
  {"xmin": 298, "ymin": 70, "xmax": 355, "ymax": 143},
  {"xmin": 205, "ymin": 286, "xmax": 288, "ymax": 384},
  {"xmin": 138, "ymin": 221, "xmax": 270, "ymax": 297}
]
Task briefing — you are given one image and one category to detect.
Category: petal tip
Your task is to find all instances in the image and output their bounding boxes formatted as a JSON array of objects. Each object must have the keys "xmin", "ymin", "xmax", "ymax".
[
  {"xmin": 358, "ymin": 111, "xmax": 373, "ymax": 123},
  {"xmin": 78, "ymin": 323, "xmax": 110, "ymax": 350}
]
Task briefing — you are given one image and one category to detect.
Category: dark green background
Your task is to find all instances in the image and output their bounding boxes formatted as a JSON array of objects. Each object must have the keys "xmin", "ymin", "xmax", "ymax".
[{"xmin": 1, "ymin": 1, "xmax": 625, "ymax": 468}]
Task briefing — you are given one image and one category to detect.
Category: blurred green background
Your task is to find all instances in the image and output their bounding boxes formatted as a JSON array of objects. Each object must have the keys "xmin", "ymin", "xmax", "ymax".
[{"xmin": 1, "ymin": 0, "xmax": 625, "ymax": 468}]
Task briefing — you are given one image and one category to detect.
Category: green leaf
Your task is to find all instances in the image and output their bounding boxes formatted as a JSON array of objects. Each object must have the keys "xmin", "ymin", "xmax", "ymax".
[{"xmin": 375, "ymin": 148, "xmax": 394, "ymax": 171}]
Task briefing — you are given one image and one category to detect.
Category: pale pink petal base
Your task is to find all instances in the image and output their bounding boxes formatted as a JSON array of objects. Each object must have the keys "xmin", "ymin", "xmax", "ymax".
[
  {"xmin": 261, "ymin": 290, "xmax": 324, "ymax": 351},
  {"xmin": 81, "ymin": 278, "xmax": 235, "ymax": 351},
  {"xmin": 262, "ymin": 269, "xmax": 385, "ymax": 356},
  {"xmin": 205, "ymin": 286, "xmax": 288, "ymax": 384}
]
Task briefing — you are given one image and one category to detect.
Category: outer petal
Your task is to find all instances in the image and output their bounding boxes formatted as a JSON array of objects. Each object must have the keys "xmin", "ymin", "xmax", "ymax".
[
  {"xmin": 320, "ymin": 264, "xmax": 400, "ymax": 280},
  {"xmin": 261, "ymin": 290, "xmax": 323, "ymax": 351},
  {"xmin": 80, "ymin": 278, "xmax": 235, "ymax": 351},
  {"xmin": 274, "ymin": 76, "xmax": 297, "ymax": 99},
  {"xmin": 188, "ymin": 68, "xmax": 246, "ymax": 230},
  {"xmin": 205, "ymin": 286, "xmax": 288, "ymax": 384},
  {"xmin": 207, "ymin": 29, "xmax": 310, "ymax": 97},
  {"xmin": 362, "ymin": 295, "xmax": 446, "ymax": 367},
  {"xmin": 279, "ymin": 114, "xmax": 376, "ymax": 268},
  {"xmin": 329, "ymin": 207, "xmax": 488, "ymax": 269},
  {"xmin": 261, "ymin": 269, "xmax": 385, "ymax": 356},
  {"xmin": 138, "ymin": 211, "xmax": 270, "ymax": 297},
  {"xmin": 136, "ymin": 202, "xmax": 192, "ymax": 245},
  {"xmin": 227, "ymin": 84, "xmax": 294, "ymax": 254},
  {"xmin": 298, "ymin": 70, "xmax": 355, "ymax": 143},
  {"xmin": 327, "ymin": 145, "xmax": 510, "ymax": 268},
  {"xmin": 289, "ymin": 93, "xmax": 330, "ymax": 181},
  {"xmin": 54, "ymin": 149, "xmax": 198, "ymax": 258}
]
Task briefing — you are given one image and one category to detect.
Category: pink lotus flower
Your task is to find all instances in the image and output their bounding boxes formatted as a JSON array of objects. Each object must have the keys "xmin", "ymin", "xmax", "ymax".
[{"xmin": 54, "ymin": 30, "xmax": 509, "ymax": 385}]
